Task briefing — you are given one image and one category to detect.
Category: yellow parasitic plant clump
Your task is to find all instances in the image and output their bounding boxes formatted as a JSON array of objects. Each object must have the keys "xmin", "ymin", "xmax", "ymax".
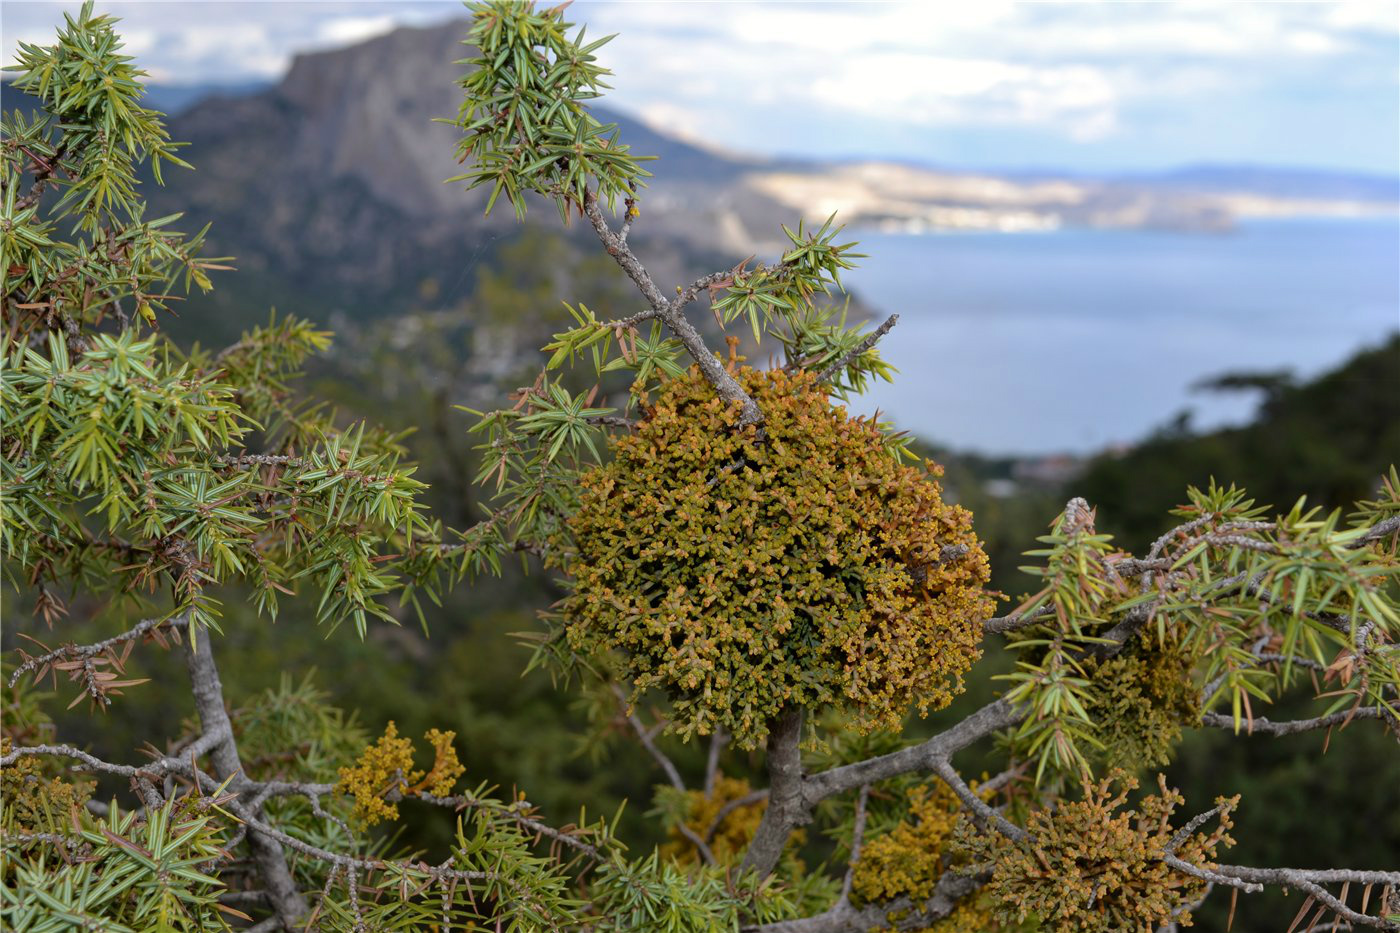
[
  {"xmin": 335, "ymin": 722, "xmax": 466, "ymax": 826},
  {"xmin": 851, "ymin": 781, "xmax": 963, "ymax": 905},
  {"xmin": 564, "ymin": 364, "xmax": 993, "ymax": 746},
  {"xmin": 662, "ymin": 774, "xmax": 770, "ymax": 865},
  {"xmin": 851, "ymin": 780, "xmax": 996, "ymax": 933},
  {"xmin": 0, "ymin": 738, "xmax": 94, "ymax": 831},
  {"xmin": 1081, "ymin": 628, "xmax": 1202, "ymax": 772},
  {"xmin": 958, "ymin": 771, "xmax": 1236, "ymax": 933}
]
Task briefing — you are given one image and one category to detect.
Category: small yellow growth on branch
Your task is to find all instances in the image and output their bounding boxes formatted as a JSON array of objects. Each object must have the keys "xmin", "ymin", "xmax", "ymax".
[
  {"xmin": 959, "ymin": 771, "xmax": 1237, "ymax": 933},
  {"xmin": 335, "ymin": 722, "xmax": 466, "ymax": 826},
  {"xmin": 664, "ymin": 775, "xmax": 775, "ymax": 866},
  {"xmin": 851, "ymin": 779, "xmax": 995, "ymax": 932},
  {"xmin": 0, "ymin": 737, "xmax": 95, "ymax": 832},
  {"xmin": 851, "ymin": 781, "xmax": 964, "ymax": 905}
]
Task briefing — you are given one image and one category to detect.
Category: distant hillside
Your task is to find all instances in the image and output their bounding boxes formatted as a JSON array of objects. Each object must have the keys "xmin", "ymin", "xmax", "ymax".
[
  {"xmin": 140, "ymin": 80, "xmax": 269, "ymax": 117},
  {"xmin": 1, "ymin": 29, "xmax": 788, "ymax": 337},
  {"xmin": 127, "ymin": 78, "xmax": 1399, "ymax": 209},
  {"xmin": 124, "ymin": 21, "xmax": 779, "ymax": 331},
  {"xmin": 1147, "ymin": 163, "xmax": 1400, "ymax": 202},
  {"xmin": 1072, "ymin": 334, "xmax": 1400, "ymax": 549},
  {"xmin": 749, "ymin": 160, "xmax": 1397, "ymax": 235},
  {"xmin": 4, "ymin": 20, "xmax": 1395, "ymax": 331}
]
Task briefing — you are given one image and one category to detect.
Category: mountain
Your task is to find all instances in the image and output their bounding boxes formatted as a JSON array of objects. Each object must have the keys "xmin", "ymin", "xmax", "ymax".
[
  {"xmin": 6, "ymin": 20, "xmax": 1396, "ymax": 330},
  {"xmin": 139, "ymin": 80, "xmax": 269, "ymax": 117},
  {"xmin": 1144, "ymin": 163, "xmax": 1400, "ymax": 202},
  {"xmin": 122, "ymin": 20, "xmax": 789, "ymax": 331},
  {"xmin": 747, "ymin": 159, "xmax": 1397, "ymax": 235},
  {"xmin": 134, "ymin": 75, "xmax": 1396, "ymax": 210}
]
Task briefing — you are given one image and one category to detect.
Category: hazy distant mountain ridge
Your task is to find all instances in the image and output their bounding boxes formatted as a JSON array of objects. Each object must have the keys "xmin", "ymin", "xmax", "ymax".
[
  {"xmin": 749, "ymin": 159, "xmax": 1398, "ymax": 235},
  {"xmin": 136, "ymin": 80, "xmax": 269, "ymax": 117},
  {"xmin": 84, "ymin": 20, "xmax": 781, "ymax": 323},
  {"xmin": 1146, "ymin": 164, "xmax": 1400, "ymax": 202},
  {"xmin": 6, "ymin": 19, "xmax": 1394, "ymax": 320}
]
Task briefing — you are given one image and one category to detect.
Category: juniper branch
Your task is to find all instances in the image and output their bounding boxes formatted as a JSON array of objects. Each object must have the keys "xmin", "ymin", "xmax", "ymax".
[
  {"xmin": 931, "ymin": 759, "xmax": 1027, "ymax": 842},
  {"xmin": 183, "ymin": 629, "xmax": 309, "ymax": 927},
  {"xmin": 738, "ymin": 707, "xmax": 808, "ymax": 878},
  {"xmin": 837, "ymin": 784, "xmax": 870, "ymax": 904},
  {"xmin": 7, "ymin": 614, "xmax": 187, "ymax": 688},
  {"xmin": 608, "ymin": 683, "xmax": 716, "ymax": 865},
  {"xmin": 816, "ymin": 313, "xmax": 898, "ymax": 384},
  {"xmin": 581, "ymin": 189, "xmax": 762, "ymax": 426},
  {"xmin": 1200, "ymin": 706, "xmax": 1394, "ymax": 736}
]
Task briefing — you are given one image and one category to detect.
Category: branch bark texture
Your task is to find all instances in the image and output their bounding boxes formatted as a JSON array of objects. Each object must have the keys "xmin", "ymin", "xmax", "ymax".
[
  {"xmin": 582, "ymin": 191, "xmax": 762, "ymax": 426},
  {"xmin": 184, "ymin": 631, "xmax": 308, "ymax": 928},
  {"xmin": 738, "ymin": 707, "xmax": 807, "ymax": 877}
]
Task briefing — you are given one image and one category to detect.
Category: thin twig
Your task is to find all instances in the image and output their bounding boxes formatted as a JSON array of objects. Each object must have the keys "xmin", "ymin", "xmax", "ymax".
[
  {"xmin": 703, "ymin": 789, "xmax": 769, "ymax": 844},
  {"xmin": 581, "ymin": 189, "xmax": 762, "ymax": 426},
  {"xmin": 838, "ymin": 784, "xmax": 870, "ymax": 903},
  {"xmin": 607, "ymin": 684, "xmax": 717, "ymax": 865},
  {"xmin": 931, "ymin": 759, "xmax": 1027, "ymax": 842},
  {"xmin": 608, "ymin": 684, "xmax": 685, "ymax": 793},
  {"xmin": 704, "ymin": 729, "xmax": 727, "ymax": 799},
  {"xmin": 1200, "ymin": 706, "xmax": 1392, "ymax": 737},
  {"xmin": 816, "ymin": 314, "xmax": 898, "ymax": 384},
  {"xmin": 7, "ymin": 615, "xmax": 185, "ymax": 688}
]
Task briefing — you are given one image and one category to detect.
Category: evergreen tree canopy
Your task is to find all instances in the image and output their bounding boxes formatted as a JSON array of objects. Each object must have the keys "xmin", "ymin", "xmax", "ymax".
[{"xmin": 3, "ymin": 3, "xmax": 1398, "ymax": 931}]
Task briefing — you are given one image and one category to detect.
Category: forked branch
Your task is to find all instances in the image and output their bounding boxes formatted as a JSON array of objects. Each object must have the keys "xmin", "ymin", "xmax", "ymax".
[{"xmin": 581, "ymin": 190, "xmax": 763, "ymax": 426}]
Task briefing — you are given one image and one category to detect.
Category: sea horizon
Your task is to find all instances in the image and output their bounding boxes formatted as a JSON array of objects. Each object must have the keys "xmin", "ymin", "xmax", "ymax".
[{"xmin": 846, "ymin": 215, "xmax": 1399, "ymax": 457}]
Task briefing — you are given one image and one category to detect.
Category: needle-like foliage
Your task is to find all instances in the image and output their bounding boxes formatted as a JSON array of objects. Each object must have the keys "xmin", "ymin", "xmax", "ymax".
[{"xmin": 4, "ymin": 3, "xmax": 1398, "ymax": 931}]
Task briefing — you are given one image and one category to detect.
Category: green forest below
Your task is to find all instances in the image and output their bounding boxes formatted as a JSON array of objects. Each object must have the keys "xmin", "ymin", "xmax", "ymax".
[
  {"xmin": 8, "ymin": 222, "xmax": 1396, "ymax": 930},
  {"xmin": 3, "ymin": 8, "xmax": 1396, "ymax": 926}
]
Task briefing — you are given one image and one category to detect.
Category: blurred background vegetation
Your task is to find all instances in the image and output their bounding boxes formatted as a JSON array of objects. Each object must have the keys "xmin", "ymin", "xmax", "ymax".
[
  {"xmin": 5, "ymin": 222, "xmax": 1396, "ymax": 929},
  {"xmin": 3, "ymin": 9, "xmax": 1397, "ymax": 927}
]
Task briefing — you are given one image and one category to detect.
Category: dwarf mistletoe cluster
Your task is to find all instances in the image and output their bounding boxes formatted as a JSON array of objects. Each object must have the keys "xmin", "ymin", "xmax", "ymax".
[
  {"xmin": 3, "ymin": 2, "xmax": 1398, "ymax": 932},
  {"xmin": 563, "ymin": 363, "xmax": 991, "ymax": 747}
]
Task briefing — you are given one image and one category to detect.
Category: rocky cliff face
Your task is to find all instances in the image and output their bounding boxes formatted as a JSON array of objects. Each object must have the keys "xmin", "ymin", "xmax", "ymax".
[
  {"xmin": 17, "ymin": 17, "xmax": 1393, "ymax": 330},
  {"xmin": 275, "ymin": 19, "xmax": 472, "ymax": 218},
  {"xmin": 150, "ymin": 21, "xmax": 517, "ymax": 318},
  {"xmin": 144, "ymin": 19, "xmax": 783, "ymax": 327}
]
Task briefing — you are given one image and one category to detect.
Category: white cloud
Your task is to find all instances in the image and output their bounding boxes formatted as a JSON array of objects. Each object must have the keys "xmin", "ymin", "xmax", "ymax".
[
  {"xmin": 2, "ymin": 1, "xmax": 459, "ymax": 84},
  {"xmin": 809, "ymin": 53, "xmax": 1118, "ymax": 140},
  {"xmin": 575, "ymin": 0, "xmax": 1396, "ymax": 152},
  {"xmin": 3, "ymin": 0, "xmax": 1394, "ymax": 170},
  {"xmin": 316, "ymin": 15, "xmax": 399, "ymax": 48},
  {"xmin": 1283, "ymin": 30, "xmax": 1344, "ymax": 55},
  {"xmin": 1322, "ymin": 1, "xmax": 1400, "ymax": 34},
  {"xmin": 636, "ymin": 101, "xmax": 752, "ymax": 155},
  {"xmin": 158, "ymin": 23, "xmax": 291, "ymax": 79}
]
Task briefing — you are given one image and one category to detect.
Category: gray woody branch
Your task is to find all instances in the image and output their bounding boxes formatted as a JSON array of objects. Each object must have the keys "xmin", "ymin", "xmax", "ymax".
[
  {"xmin": 737, "ymin": 707, "xmax": 808, "ymax": 877},
  {"xmin": 1, "ymin": 742, "xmax": 587, "ymax": 926},
  {"xmin": 816, "ymin": 313, "xmax": 898, "ymax": 384},
  {"xmin": 739, "ymin": 698, "xmax": 1023, "ymax": 880},
  {"xmin": 1201, "ymin": 706, "xmax": 1395, "ymax": 737},
  {"xmin": 1162, "ymin": 805, "xmax": 1400, "ymax": 931},
  {"xmin": 7, "ymin": 614, "xmax": 185, "ymax": 691},
  {"xmin": 183, "ymin": 629, "xmax": 310, "ymax": 928},
  {"xmin": 581, "ymin": 190, "xmax": 763, "ymax": 427}
]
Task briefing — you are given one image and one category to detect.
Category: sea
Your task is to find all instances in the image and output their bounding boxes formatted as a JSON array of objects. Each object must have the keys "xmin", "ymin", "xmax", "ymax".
[{"xmin": 843, "ymin": 217, "xmax": 1399, "ymax": 455}]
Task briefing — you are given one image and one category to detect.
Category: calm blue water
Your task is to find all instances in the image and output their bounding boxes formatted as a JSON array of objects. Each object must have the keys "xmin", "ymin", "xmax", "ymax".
[{"xmin": 843, "ymin": 218, "xmax": 1399, "ymax": 454}]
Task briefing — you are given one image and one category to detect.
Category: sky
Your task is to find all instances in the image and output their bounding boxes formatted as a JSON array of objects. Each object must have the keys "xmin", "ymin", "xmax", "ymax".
[{"xmin": 3, "ymin": 0, "xmax": 1398, "ymax": 175}]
